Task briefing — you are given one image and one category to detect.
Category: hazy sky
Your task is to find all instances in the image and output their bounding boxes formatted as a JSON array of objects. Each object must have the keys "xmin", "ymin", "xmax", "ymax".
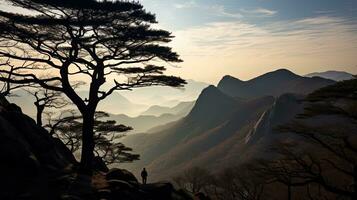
[
  {"xmin": 1, "ymin": 0, "xmax": 357, "ymax": 84},
  {"xmin": 138, "ymin": 0, "xmax": 357, "ymax": 84}
]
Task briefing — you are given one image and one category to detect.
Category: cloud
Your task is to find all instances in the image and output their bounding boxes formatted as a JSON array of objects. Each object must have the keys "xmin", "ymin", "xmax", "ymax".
[
  {"xmin": 174, "ymin": 0, "xmax": 196, "ymax": 9},
  {"xmin": 168, "ymin": 16, "xmax": 357, "ymax": 82},
  {"xmin": 173, "ymin": 1, "xmax": 242, "ymax": 19},
  {"xmin": 241, "ymin": 8, "xmax": 277, "ymax": 16},
  {"xmin": 210, "ymin": 5, "xmax": 242, "ymax": 19}
]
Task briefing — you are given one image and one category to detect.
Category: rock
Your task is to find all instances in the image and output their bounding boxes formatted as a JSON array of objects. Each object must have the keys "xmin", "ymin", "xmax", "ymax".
[
  {"xmin": 194, "ymin": 192, "xmax": 211, "ymax": 200},
  {"xmin": 138, "ymin": 182, "xmax": 194, "ymax": 200},
  {"xmin": 106, "ymin": 168, "xmax": 138, "ymax": 184},
  {"xmin": 93, "ymin": 156, "xmax": 109, "ymax": 172}
]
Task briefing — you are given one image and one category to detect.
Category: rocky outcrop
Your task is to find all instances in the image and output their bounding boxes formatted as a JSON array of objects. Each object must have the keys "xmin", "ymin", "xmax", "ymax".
[
  {"xmin": 0, "ymin": 96, "xmax": 77, "ymax": 199},
  {"xmin": 0, "ymin": 96, "xmax": 193, "ymax": 200}
]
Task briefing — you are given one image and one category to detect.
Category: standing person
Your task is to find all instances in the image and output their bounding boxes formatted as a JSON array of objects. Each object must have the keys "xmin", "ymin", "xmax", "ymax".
[{"xmin": 141, "ymin": 168, "xmax": 148, "ymax": 184}]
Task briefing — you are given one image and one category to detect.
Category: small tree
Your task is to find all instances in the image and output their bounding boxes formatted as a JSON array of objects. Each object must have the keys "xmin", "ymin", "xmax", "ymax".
[
  {"xmin": 0, "ymin": 0, "xmax": 185, "ymax": 174},
  {"xmin": 48, "ymin": 110, "xmax": 139, "ymax": 165},
  {"xmin": 26, "ymin": 87, "xmax": 70, "ymax": 126}
]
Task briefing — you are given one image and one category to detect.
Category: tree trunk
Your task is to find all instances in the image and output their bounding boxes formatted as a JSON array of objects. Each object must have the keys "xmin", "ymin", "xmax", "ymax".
[
  {"xmin": 288, "ymin": 184, "xmax": 292, "ymax": 200},
  {"xmin": 36, "ymin": 105, "xmax": 44, "ymax": 127},
  {"xmin": 79, "ymin": 112, "xmax": 95, "ymax": 175},
  {"xmin": 353, "ymin": 165, "xmax": 357, "ymax": 200}
]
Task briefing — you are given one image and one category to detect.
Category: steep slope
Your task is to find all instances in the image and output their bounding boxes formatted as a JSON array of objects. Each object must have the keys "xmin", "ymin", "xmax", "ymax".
[
  {"xmin": 305, "ymin": 70, "xmax": 354, "ymax": 81},
  {"xmin": 146, "ymin": 96, "xmax": 275, "ymax": 179},
  {"xmin": 123, "ymin": 94, "xmax": 305, "ymax": 180},
  {"xmin": 217, "ymin": 69, "xmax": 335, "ymax": 98}
]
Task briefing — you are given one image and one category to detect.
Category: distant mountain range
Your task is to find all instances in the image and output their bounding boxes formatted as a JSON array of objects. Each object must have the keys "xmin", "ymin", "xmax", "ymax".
[
  {"xmin": 305, "ymin": 70, "xmax": 354, "ymax": 81},
  {"xmin": 110, "ymin": 101, "xmax": 194, "ymax": 134},
  {"xmin": 120, "ymin": 69, "xmax": 336, "ymax": 180},
  {"xmin": 8, "ymin": 90, "xmax": 148, "ymax": 117},
  {"xmin": 217, "ymin": 69, "xmax": 335, "ymax": 98},
  {"xmin": 120, "ymin": 79, "xmax": 209, "ymax": 107},
  {"xmin": 8, "ymin": 79, "xmax": 207, "ymax": 118},
  {"xmin": 141, "ymin": 101, "xmax": 194, "ymax": 117}
]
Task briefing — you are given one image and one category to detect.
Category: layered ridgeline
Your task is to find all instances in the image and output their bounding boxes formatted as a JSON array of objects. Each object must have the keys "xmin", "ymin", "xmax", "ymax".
[
  {"xmin": 217, "ymin": 69, "xmax": 335, "ymax": 98},
  {"xmin": 8, "ymin": 80, "xmax": 205, "ymax": 135},
  {"xmin": 110, "ymin": 101, "xmax": 194, "ymax": 134},
  {"xmin": 305, "ymin": 70, "xmax": 355, "ymax": 82},
  {"xmin": 120, "ymin": 69, "xmax": 335, "ymax": 180}
]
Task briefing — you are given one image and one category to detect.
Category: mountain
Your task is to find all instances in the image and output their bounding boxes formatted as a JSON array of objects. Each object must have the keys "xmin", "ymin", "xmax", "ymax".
[
  {"xmin": 305, "ymin": 70, "xmax": 354, "ymax": 81},
  {"xmin": 217, "ymin": 69, "xmax": 335, "ymax": 98},
  {"xmin": 120, "ymin": 93, "xmax": 308, "ymax": 181},
  {"xmin": 82, "ymin": 91, "xmax": 149, "ymax": 116},
  {"xmin": 141, "ymin": 101, "xmax": 195, "ymax": 117},
  {"xmin": 120, "ymin": 85, "xmax": 275, "ymax": 179},
  {"xmin": 120, "ymin": 69, "xmax": 337, "ymax": 181}
]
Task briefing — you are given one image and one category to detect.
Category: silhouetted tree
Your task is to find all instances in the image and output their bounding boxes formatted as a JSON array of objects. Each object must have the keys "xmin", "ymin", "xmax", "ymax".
[
  {"xmin": 0, "ymin": 0, "xmax": 185, "ymax": 174},
  {"xmin": 47, "ymin": 110, "xmax": 139, "ymax": 165},
  {"xmin": 173, "ymin": 167, "xmax": 214, "ymax": 194},
  {"xmin": 26, "ymin": 88, "xmax": 70, "ymax": 126}
]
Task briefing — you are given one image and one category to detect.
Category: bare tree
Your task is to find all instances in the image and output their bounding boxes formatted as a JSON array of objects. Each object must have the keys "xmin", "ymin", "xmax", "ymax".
[
  {"xmin": 173, "ymin": 167, "xmax": 214, "ymax": 194},
  {"xmin": 212, "ymin": 167, "xmax": 265, "ymax": 200},
  {"xmin": 0, "ymin": 0, "xmax": 185, "ymax": 174},
  {"xmin": 26, "ymin": 88, "xmax": 70, "ymax": 126}
]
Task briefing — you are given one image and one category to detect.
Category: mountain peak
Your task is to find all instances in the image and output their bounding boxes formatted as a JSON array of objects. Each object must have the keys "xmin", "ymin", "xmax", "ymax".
[
  {"xmin": 203, "ymin": 84, "xmax": 218, "ymax": 92},
  {"xmin": 199, "ymin": 85, "xmax": 226, "ymax": 100},
  {"xmin": 188, "ymin": 85, "xmax": 237, "ymax": 119},
  {"xmin": 269, "ymin": 68, "xmax": 298, "ymax": 77},
  {"xmin": 218, "ymin": 75, "xmax": 242, "ymax": 85},
  {"xmin": 221, "ymin": 75, "xmax": 243, "ymax": 82}
]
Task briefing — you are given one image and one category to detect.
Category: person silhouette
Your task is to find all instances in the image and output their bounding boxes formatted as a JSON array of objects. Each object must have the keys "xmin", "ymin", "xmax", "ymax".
[{"xmin": 141, "ymin": 168, "xmax": 148, "ymax": 184}]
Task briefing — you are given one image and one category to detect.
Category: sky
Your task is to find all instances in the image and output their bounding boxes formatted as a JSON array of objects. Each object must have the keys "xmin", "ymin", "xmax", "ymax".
[{"xmin": 138, "ymin": 0, "xmax": 357, "ymax": 84}]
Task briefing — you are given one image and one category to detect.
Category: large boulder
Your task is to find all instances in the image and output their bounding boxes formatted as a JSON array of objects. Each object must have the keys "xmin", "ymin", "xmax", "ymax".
[
  {"xmin": 106, "ymin": 168, "xmax": 138, "ymax": 184},
  {"xmin": 97, "ymin": 181, "xmax": 193, "ymax": 200}
]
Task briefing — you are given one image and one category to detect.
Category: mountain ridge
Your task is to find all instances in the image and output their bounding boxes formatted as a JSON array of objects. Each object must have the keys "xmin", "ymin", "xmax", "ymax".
[
  {"xmin": 217, "ymin": 68, "xmax": 335, "ymax": 98},
  {"xmin": 305, "ymin": 70, "xmax": 354, "ymax": 81}
]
